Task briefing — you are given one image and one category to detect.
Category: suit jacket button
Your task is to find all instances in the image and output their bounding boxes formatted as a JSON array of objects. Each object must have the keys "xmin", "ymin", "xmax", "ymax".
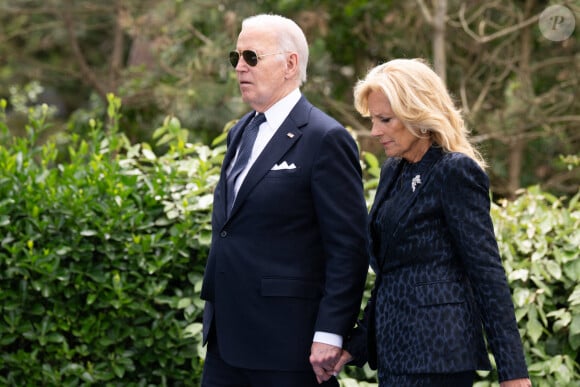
[{"xmin": 220, "ymin": 231, "xmax": 227, "ymax": 237}]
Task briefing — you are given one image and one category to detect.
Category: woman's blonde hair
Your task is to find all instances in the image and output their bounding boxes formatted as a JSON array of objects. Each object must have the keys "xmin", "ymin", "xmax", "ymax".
[{"xmin": 354, "ymin": 58, "xmax": 486, "ymax": 169}]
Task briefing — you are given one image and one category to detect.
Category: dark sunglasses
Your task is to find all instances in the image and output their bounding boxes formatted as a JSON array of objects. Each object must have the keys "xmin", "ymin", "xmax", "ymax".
[{"xmin": 229, "ymin": 50, "xmax": 285, "ymax": 67}]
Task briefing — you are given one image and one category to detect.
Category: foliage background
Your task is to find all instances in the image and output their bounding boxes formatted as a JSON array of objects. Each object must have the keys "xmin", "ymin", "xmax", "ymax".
[
  {"xmin": 0, "ymin": 0, "xmax": 579, "ymax": 386},
  {"xmin": 0, "ymin": 0, "xmax": 578, "ymax": 197}
]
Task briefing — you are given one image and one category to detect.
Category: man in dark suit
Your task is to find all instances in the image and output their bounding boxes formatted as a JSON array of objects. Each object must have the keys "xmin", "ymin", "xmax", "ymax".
[{"xmin": 200, "ymin": 14, "xmax": 369, "ymax": 387}]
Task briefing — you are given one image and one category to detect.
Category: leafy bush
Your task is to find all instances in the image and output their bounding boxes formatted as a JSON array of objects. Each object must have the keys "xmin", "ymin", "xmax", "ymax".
[
  {"xmin": 0, "ymin": 97, "xmax": 222, "ymax": 385},
  {"xmin": 487, "ymin": 187, "xmax": 580, "ymax": 386},
  {"xmin": 0, "ymin": 98, "xmax": 578, "ymax": 386}
]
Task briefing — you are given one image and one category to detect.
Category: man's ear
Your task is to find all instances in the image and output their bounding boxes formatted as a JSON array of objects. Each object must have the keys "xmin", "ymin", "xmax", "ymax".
[{"xmin": 285, "ymin": 52, "xmax": 299, "ymax": 79}]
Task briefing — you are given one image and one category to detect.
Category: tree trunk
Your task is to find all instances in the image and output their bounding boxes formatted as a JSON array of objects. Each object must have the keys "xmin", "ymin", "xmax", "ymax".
[
  {"xmin": 506, "ymin": 0, "xmax": 535, "ymax": 199},
  {"xmin": 432, "ymin": 0, "xmax": 447, "ymax": 84}
]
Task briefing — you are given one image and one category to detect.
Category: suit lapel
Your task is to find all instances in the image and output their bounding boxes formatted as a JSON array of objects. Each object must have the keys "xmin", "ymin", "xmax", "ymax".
[
  {"xmin": 369, "ymin": 159, "xmax": 403, "ymax": 222},
  {"xmin": 225, "ymin": 112, "xmax": 256, "ymax": 163},
  {"xmin": 389, "ymin": 147, "xmax": 444, "ymax": 238},
  {"xmin": 369, "ymin": 147, "xmax": 445, "ymax": 270},
  {"xmin": 368, "ymin": 159, "xmax": 403, "ymax": 271},
  {"xmin": 228, "ymin": 98, "xmax": 309, "ymax": 218},
  {"xmin": 218, "ymin": 113, "xmax": 255, "ymax": 221}
]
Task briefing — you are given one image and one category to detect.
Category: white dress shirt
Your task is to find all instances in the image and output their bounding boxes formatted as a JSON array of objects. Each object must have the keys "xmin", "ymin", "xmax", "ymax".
[{"xmin": 229, "ymin": 88, "xmax": 301, "ymax": 196}]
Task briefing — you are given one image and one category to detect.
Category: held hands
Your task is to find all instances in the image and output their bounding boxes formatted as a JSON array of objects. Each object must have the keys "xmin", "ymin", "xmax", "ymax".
[
  {"xmin": 309, "ymin": 342, "xmax": 342, "ymax": 383},
  {"xmin": 332, "ymin": 349, "xmax": 353, "ymax": 375},
  {"xmin": 500, "ymin": 378, "xmax": 532, "ymax": 387},
  {"xmin": 309, "ymin": 343, "xmax": 354, "ymax": 384}
]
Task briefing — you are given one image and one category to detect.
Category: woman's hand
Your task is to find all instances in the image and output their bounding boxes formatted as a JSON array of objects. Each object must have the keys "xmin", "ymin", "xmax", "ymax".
[{"xmin": 331, "ymin": 349, "xmax": 354, "ymax": 376}]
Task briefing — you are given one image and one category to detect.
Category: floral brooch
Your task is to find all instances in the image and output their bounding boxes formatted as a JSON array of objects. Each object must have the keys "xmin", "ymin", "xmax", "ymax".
[{"xmin": 411, "ymin": 174, "xmax": 422, "ymax": 192}]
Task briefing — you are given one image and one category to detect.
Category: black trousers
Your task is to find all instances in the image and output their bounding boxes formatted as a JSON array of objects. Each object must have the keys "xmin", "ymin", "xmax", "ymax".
[{"xmin": 201, "ymin": 326, "xmax": 339, "ymax": 387}]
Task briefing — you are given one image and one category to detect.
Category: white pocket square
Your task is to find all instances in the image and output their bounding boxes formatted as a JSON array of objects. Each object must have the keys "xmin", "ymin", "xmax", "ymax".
[{"xmin": 271, "ymin": 161, "xmax": 296, "ymax": 170}]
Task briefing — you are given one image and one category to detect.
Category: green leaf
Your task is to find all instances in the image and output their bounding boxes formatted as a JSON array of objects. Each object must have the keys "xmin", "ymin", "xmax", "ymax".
[
  {"xmin": 569, "ymin": 314, "xmax": 580, "ymax": 336},
  {"xmin": 111, "ymin": 361, "xmax": 125, "ymax": 379},
  {"xmin": 80, "ymin": 372, "xmax": 96, "ymax": 383},
  {"xmin": 509, "ymin": 269, "xmax": 529, "ymax": 282},
  {"xmin": 183, "ymin": 323, "xmax": 203, "ymax": 339},
  {"xmin": 526, "ymin": 318, "xmax": 544, "ymax": 344},
  {"xmin": 513, "ymin": 287, "xmax": 531, "ymax": 307},
  {"xmin": 544, "ymin": 260, "xmax": 562, "ymax": 280},
  {"xmin": 177, "ymin": 297, "xmax": 192, "ymax": 309}
]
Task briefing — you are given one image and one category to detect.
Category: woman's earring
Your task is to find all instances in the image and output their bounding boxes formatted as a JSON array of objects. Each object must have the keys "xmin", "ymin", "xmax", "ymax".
[{"xmin": 420, "ymin": 128, "xmax": 428, "ymax": 134}]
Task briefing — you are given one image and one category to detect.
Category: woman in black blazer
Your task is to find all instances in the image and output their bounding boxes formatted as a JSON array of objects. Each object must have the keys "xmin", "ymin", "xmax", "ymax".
[{"xmin": 333, "ymin": 59, "xmax": 531, "ymax": 387}]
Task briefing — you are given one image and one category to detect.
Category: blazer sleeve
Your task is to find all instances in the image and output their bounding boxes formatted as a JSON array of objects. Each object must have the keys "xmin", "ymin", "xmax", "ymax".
[
  {"xmin": 342, "ymin": 300, "xmax": 371, "ymax": 367},
  {"xmin": 441, "ymin": 155, "xmax": 529, "ymax": 381},
  {"xmin": 310, "ymin": 123, "xmax": 370, "ymax": 338},
  {"xmin": 343, "ymin": 282, "xmax": 378, "ymax": 369}
]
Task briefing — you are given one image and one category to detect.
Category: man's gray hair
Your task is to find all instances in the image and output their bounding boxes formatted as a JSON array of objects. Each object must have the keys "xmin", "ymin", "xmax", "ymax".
[{"xmin": 242, "ymin": 14, "xmax": 309, "ymax": 84}]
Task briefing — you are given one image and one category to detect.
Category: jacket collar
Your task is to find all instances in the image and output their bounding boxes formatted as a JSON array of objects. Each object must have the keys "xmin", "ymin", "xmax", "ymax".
[
  {"xmin": 224, "ymin": 97, "xmax": 310, "ymax": 219},
  {"xmin": 369, "ymin": 146, "xmax": 445, "ymax": 269}
]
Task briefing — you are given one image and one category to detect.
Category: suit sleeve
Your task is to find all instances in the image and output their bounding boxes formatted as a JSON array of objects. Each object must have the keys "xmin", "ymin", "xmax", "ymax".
[
  {"xmin": 310, "ymin": 125, "xmax": 370, "ymax": 339},
  {"xmin": 441, "ymin": 156, "xmax": 529, "ymax": 381},
  {"xmin": 343, "ymin": 160, "xmax": 397, "ymax": 367}
]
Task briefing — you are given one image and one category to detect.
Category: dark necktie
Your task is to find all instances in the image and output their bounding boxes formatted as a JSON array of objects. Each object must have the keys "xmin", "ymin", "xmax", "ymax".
[{"xmin": 226, "ymin": 113, "xmax": 266, "ymax": 214}]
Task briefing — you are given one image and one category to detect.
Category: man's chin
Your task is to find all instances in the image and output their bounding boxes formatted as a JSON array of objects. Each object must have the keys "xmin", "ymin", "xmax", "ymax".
[{"xmin": 240, "ymin": 92, "xmax": 254, "ymax": 106}]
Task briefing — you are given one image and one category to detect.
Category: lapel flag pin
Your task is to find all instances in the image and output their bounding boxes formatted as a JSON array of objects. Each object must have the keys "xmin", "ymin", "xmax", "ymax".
[{"xmin": 287, "ymin": 132, "xmax": 295, "ymax": 138}]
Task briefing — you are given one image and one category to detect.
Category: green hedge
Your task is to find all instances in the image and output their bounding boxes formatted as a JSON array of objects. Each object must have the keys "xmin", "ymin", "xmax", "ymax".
[
  {"xmin": 0, "ymin": 98, "xmax": 220, "ymax": 385},
  {"xmin": 488, "ymin": 186, "xmax": 580, "ymax": 386},
  {"xmin": 0, "ymin": 99, "xmax": 578, "ymax": 386}
]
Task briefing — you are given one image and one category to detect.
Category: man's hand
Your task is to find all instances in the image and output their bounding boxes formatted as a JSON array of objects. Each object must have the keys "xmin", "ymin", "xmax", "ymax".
[
  {"xmin": 500, "ymin": 378, "xmax": 532, "ymax": 387},
  {"xmin": 309, "ymin": 342, "xmax": 341, "ymax": 383}
]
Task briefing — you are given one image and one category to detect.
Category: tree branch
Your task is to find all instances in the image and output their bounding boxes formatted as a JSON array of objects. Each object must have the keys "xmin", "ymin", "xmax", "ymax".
[
  {"xmin": 546, "ymin": 115, "xmax": 580, "ymax": 124},
  {"xmin": 416, "ymin": 0, "xmax": 433, "ymax": 25},
  {"xmin": 458, "ymin": 3, "xmax": 539, "ymax": 44},
  {"xmin": 109, "ymin": 0, "xmax": 125, "ymax": 89},
  {"xmin": 60, "ymin": 6, "xmax": 109, "ymax": 101},
  {"xmin": 323, "ymin": 95, "xmax": 369, "ymax": 133},
  {"xmin": 460, "ymin": 39, "xmax": 514, "ymax": 116}
]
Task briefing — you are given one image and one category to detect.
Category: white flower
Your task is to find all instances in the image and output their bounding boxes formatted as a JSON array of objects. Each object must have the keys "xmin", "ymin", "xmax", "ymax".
[{"xmin": 411, "ymin": 174, "xmax": 422, "ymax": 192}]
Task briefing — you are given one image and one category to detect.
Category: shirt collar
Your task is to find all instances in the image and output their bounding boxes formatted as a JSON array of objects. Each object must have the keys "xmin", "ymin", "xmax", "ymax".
[{"xmin": 263, "ymin": 88, "xmax": 301, "ymax": 130}]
